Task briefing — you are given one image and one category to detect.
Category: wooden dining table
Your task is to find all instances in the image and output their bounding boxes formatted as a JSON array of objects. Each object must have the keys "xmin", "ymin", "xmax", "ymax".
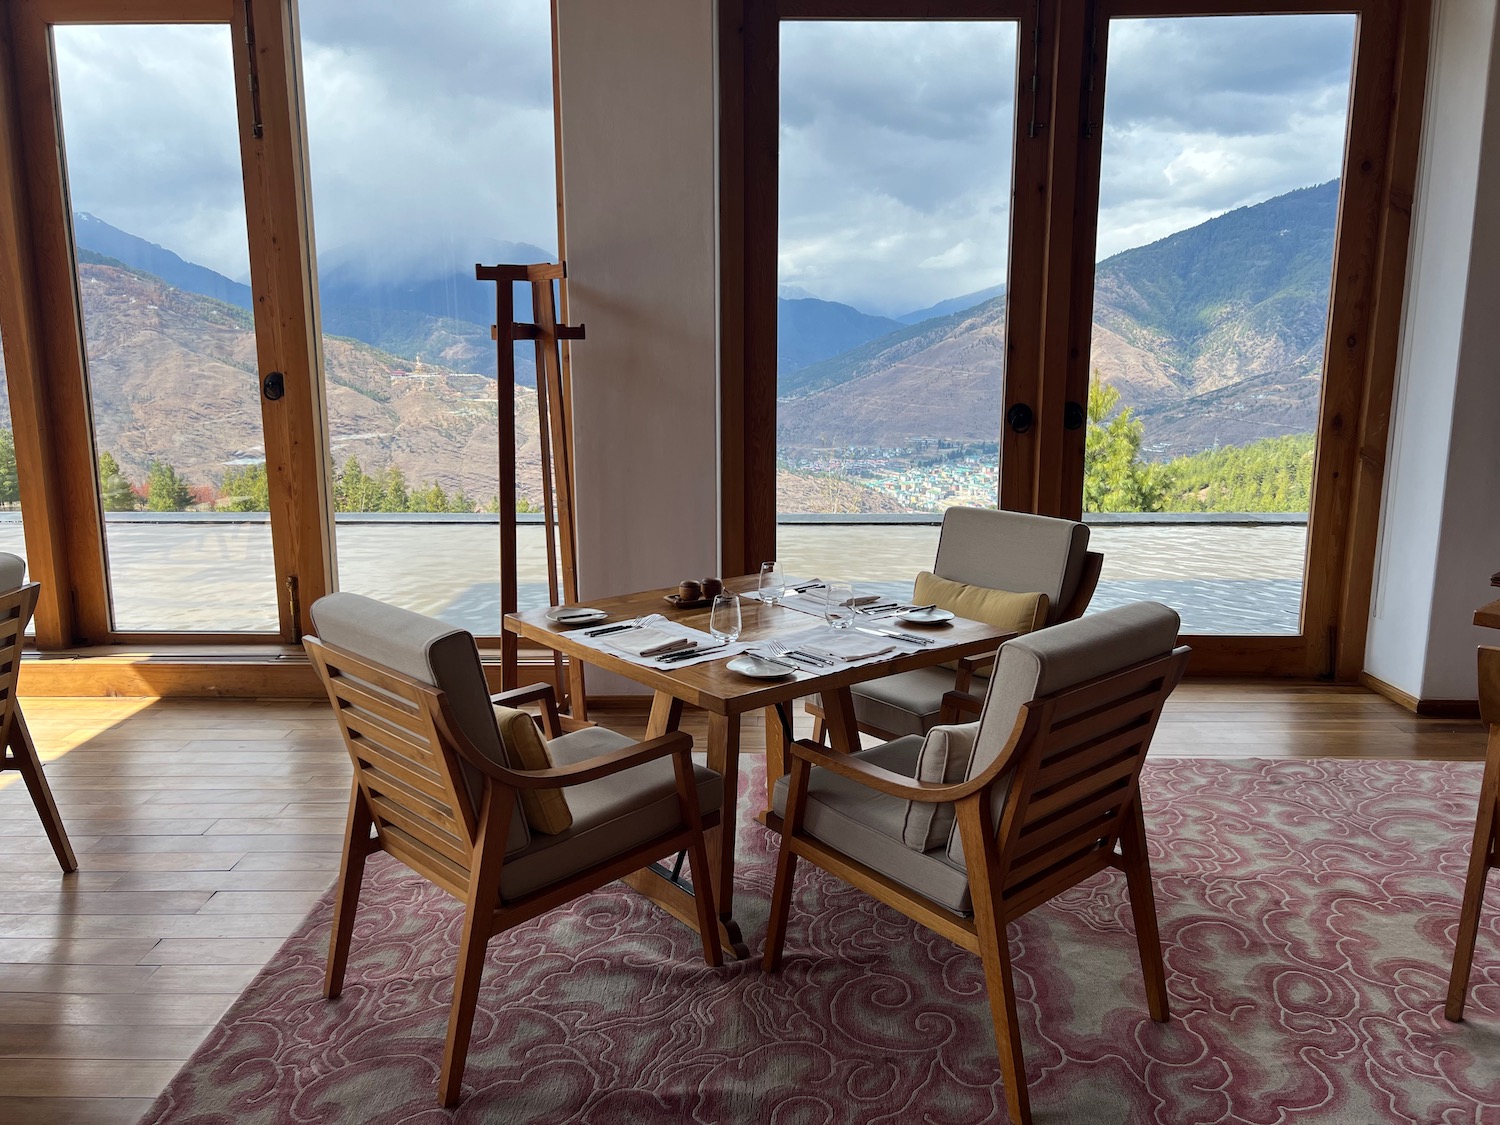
[{"xmin": 505, "ymin": 574, "xmax": 1014, "ymax": 958}]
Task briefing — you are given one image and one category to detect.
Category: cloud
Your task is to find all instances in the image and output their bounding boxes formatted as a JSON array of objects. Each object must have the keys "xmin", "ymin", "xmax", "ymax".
[
  {"xmin": 777, "ymin": 21, "xmax": 1018, "ymax": 317},
  {"xmin": 54, "ymin": 25, "xmax": 251, "ymax": 280},
  {"xmin": 52, "ymin": 2, "xmax": 558, "ymax": 284},
  {"xmin": 51, "ymin": 8, "xmax": 1358, "ymax": 316},
  {"xmin": 778, "ymin": 12, "xmax": 1356, "ymax": 313}
]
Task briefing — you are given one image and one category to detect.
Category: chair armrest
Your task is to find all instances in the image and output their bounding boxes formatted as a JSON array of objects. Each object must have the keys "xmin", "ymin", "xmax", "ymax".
[
  {"xmin": 787, "ymin": 738, "xmax": 991, "ymax": 804},
  {"xmin": 490, "ymin": 683, "xmax": 562, "ymax": 737},
  {"xmin": 939, "ymin": 689, "xmax": 984, "ymax": 724},
  {"xmin": 459, "ymin": 731, "xmax": 695, "ymax": 791}
]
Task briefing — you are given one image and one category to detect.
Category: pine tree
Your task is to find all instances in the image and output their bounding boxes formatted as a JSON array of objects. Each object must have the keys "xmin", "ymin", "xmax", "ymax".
[
  {"xmin": 1082, "ymin": 376, "xmax": 1165, "ymax": 513},
  {"xmin": 97, "ymin": 451, "xmax": 138, "ymax": 512},
  {"xmin": 219, "ymin": 464, "xmax": 270, "ymax": 512},
  {"xmin": 145, "ymin": 461, "xmax": 192, "ymax": 512},
  {"xmin": 0, "ymin": 429, "xmax": 18, "ymax": 505}
]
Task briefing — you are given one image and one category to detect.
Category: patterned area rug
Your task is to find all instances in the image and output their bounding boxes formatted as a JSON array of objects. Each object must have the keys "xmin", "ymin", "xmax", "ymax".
[{"xmin": 141, "ymin": 758, "xmax": 1500, "ymax": 1124}]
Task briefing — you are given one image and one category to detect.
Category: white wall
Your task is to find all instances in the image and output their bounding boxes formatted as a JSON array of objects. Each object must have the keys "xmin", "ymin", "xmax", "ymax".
[
  {"xmin": 1367, "ymin": 0, "xmax": 1500, "ymax": 701},
  {"xmin": 556, "ymin": 0, "xmax": 720, "ymax": 693}
]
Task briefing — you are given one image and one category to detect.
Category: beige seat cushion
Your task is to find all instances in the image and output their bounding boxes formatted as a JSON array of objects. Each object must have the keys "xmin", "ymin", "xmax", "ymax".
[
  {"xmin": 499, "ymin": 726, "xmax": 722, "ymax": 902},
  {"xmin": 773, "ymin": 738, "xmax": 972, "ymax": 913},
  {"xmin": 848, "ymin": 666, "xmax": 990, "ymax": 739},
  {"xmin": 492, "ymin": 705, "xmax": 573, "ymax": 835}
]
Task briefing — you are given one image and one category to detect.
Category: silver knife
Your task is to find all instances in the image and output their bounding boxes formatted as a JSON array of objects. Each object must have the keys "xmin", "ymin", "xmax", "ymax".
[{"xmin": 859, "ymin": 627, "xmax": 932, "ymax": 645}]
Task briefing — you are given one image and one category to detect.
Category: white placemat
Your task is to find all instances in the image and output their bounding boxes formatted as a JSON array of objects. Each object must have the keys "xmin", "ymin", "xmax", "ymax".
[
  {"xmin": 770, "ymin": 624, "xmax": 907, "ymax": 669},
  {"xmin": 569, "ymin": 616, "xmax": 752, "ymax": 670}
]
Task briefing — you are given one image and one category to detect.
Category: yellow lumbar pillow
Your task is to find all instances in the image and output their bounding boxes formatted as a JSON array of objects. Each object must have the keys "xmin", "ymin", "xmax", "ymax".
[
  {"xmin": 493, "ymin": 706, "xmax": 573, "ymax": 834},
  {"xmin": 912, "ymin": 571, "xmax": 1049, "ymax": 635}
]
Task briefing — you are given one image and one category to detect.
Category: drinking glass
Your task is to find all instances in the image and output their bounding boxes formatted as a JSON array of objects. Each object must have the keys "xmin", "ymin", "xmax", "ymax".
[
  {"xmin": 709, "ymin": 594, "xmax": 742, "ymax": 643},
  {"xmin": 758, "ymin": 561, "xmax": 785, "ymax": 606},
  {"xmin": 824, "ymin": 581, "xmax": 855, "ymax": 630}
]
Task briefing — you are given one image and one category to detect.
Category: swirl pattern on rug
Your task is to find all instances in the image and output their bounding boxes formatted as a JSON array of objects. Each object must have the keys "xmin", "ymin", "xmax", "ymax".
[{"xmin": 142, "ymin": 758, "xmax": 1500, "ymax": 1124}]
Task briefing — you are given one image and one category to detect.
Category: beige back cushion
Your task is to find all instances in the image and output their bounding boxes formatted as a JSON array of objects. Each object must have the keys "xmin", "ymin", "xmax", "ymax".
[
  {"xmin": 902, "ymin": 721, "xmax": 978, "ymax": 851},
  {"xmin": 913, "ymin": 571, "xmax": 1048, "ymax": 633},
  {"xmin": 934, "ymin": 507, "xmax": 1089, "ymax": 624},
  {"xmin": 309, "ymin": 592, "xmax": 531, "ymax": 854},
  {"xmin": 947, "ymin": 600, "xmax": 1181, "ymax": 867},
  {"xmin": 492, "ymin": 705, "xmax": 573, "ymax": 834},
  {"xmin": 0, "ymin": 553, "xmax": 26, "ymax": 593}
]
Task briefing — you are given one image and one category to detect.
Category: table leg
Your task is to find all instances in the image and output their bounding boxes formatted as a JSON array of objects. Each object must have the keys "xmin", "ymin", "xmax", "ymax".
[
  {"xmin": 646, "ymin": 690, "xmax": 683, "ymax": 738},
  {"xmin": 820, "ymin": 687, "xmax": 862, "ymax": 755},
  {"xmin": 763, "ymin": 704, "xmax": 791, "ymax": 814},
  {"xmin": 706, "ymin": 712, "xmax": 743, "ymax": 931},
  {"xmin": 623, "ymin": 694, "xmax": 749, "ymax": 958}
]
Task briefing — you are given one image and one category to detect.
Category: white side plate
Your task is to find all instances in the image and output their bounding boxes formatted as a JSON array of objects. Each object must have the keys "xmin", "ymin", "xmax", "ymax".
[
  {"xmin": 896, "ymin": 607, "xmax": 955, "ymax": 625},
  {"xmin": 546, "ymin": 606, "xmax": 609, "ymax": 627},
  {"xmin": 726, "ymin": 654, "xmax": 795, "ymax": 679}
]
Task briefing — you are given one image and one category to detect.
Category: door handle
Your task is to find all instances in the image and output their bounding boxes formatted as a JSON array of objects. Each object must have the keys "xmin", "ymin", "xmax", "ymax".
[
  {"xmin": 1006, "ymin": 403, "xmax": 1034, "ymax": 434},
  {"xmin": 1064, "ymin": 400, "xmax": 1086, "ymax": 431},
  {"xmin": 262, "ymin": 371, "xmax": 285, "ymax": 401}
]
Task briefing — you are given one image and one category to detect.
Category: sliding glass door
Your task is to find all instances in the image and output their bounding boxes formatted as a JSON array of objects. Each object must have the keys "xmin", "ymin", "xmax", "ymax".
[
  {"xmin": 1077, "ymin": 12, "xmax": 1356, "ymax": 638},
  {"xmin": 736, "ymin": 0, "xmax": 1416, "ymax": 676},
  {"xmin": 5, "ymin": 0, "xmax": 330, "ymax": 644},
  {"xmin": 51, "ymin": 21, "xmax": 282, "ymax": 633},
  {"xmin": 771, "ymin": 6, "xmax": 1030, "ymax": 593}
]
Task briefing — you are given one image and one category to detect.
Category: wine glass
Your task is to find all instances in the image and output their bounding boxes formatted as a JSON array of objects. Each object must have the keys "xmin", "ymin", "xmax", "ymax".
[
  {"xmin": 758, "ymin": 561, "xmax": 785, "ymax": 606},
  {"xmin": 709, "ymin": 593, "xmax": 742, "ymax": 644},
  {"xmin": 824, "ymin": 581, "xmax": 855, "ymax": 630}
]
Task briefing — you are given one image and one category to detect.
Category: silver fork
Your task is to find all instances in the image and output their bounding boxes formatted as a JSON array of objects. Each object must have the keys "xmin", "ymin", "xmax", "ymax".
[
  {"xmin": 585, "ymin": 612, "xmax": 665, "ymax": 637},
  {"xmin": 767, "ymin": 639, "xmax": 832, "ymax": 668},
  {"xmin": 749, "ymin": 640, "xmax": 800, "ymax": 671}
]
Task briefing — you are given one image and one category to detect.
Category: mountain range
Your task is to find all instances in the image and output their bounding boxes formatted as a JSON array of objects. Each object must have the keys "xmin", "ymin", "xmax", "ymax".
[
  {"xmin": 779, "ymin": 180, "xmax": 1339, "ymax": 459},
  {"xmin": 0, "ymin": 181, "xmax": 1340, "ymax": 509}
]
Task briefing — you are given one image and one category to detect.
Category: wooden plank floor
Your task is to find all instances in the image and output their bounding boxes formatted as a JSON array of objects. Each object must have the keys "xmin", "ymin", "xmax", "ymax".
[{"xmin": 0, "ymin": 684, "xmax": 1488, "ymax": 1124}]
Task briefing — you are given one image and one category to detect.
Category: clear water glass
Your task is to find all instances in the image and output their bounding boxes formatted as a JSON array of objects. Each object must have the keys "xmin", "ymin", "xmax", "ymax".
[
  {"xmin": 709, "ymin": 593, "xmax": 742, "ymax": 643},
  {"xmin": 758, "ymin": 561, "xmax": 785, "ymax": 606},
  {"xmin": 824, "ymin": 581, "xmax": 855, "ymax": 629}
]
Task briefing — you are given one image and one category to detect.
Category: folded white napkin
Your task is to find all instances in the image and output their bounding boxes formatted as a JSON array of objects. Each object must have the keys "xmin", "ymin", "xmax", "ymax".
[
  {"xmin": 797, "ymin": 630, "xmax": 897, "ymax": 663},
  {"xmin": 606, "ymin": 627, "xmax": 694, "ymax": 658}
]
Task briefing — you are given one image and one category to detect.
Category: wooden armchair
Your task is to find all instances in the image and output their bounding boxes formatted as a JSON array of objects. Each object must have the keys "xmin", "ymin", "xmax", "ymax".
[
  {"xmin": 766, "ymin": 602, "xmax": 1188, "ymax": 1125},
  {"xmin": 1447, "ymin": 643, "xmax": 1500, "ymax": 1020},
  {"xmin": 0, "ymin": 558, "xmax": 75, "ymax": 874},
  {"xmin": 306, "ymin": 593, "xmax": 723, "ymax": 1106},
  {"xmin": 809, "ymin": 506, "xmax": 1104, "ymax": 744}
]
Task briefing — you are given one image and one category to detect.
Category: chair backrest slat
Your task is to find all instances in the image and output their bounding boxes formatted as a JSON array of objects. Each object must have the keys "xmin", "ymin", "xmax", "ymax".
[
  {"xmin": 0, "ymin": 585, "xmax": 37, "ymax": 747},
  {"xmin": 307, "ymin": 637, "xmax": 479, "ymax": 890},
  {"xmin": 995, "ymin": 650, "xmax": 1186, "ymax": 906},
  {"xmin": 366, "ymin": 791, "xmax": 472, "ymax": 871},
  {"xmin": 380, "ymin": 827, "xmax": 473, "ymax": 900}
]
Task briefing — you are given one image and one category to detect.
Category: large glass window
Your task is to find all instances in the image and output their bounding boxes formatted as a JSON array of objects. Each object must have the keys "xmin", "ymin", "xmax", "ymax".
[
  {"xmin": 774, "ymin": 20, "xmax": 1017, "ymax": 592},
  {"xmin": 52, "ymin": 24, "xmax": 280, "ymax": 633},
  {"xmin": 300, "ymin": 1, "xmax": 558, "ymax": 633},
  {"xmin": 0, "ymin": 330, "xmax": 25, "ymax": 570},
  {"xmin": 1081, "ymin": 14, "xmax": 1356, "ymax": 634}
]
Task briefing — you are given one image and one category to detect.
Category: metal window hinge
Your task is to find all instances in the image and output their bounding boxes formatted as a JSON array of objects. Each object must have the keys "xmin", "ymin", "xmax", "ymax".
[
  {"xmin": 286, "ymin": 574, "xmax": 301, "ymax": 639},
  {"xmin": 243, "ymin": 0, "xmax": 264, "ymax": 139}
]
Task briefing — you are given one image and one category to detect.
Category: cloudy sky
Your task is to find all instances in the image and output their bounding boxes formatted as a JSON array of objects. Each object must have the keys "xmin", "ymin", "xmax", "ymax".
[{"xmin": 53, "ymin": 7, "xmax": 1353, "ymax": 318}]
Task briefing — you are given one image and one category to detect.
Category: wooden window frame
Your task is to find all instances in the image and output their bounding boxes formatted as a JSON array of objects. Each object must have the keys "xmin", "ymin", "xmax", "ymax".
[
  {"xmin": 0, "ymin": 0, "xmax": 571, "ymax": 654},
  {"xmin": 721, "ymin": 0, "xmax": 1431, "ymax": 678},
  {"xmin": 0, "ymin": 0, "xmax": 330, "ymax": 646}
]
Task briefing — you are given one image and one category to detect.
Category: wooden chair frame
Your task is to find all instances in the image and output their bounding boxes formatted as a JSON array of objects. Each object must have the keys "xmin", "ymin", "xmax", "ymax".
[
  {"xmin": 0, "ymin": 582, "xmax": 75, "ymax": 873},
  {"xmin": 807, "ymin": 548, "xmax": 1106, "ymax": 744},
  {"xmin": 1447, "ymin": 644, "xmax": 1500, "ymax": 1021},
  {"xmin": 766, "ymin": 644, "xmax": 1190, "ymax": 1125},
  {"xmin": 305, "ymin": 636, "xmax": 723, "ymax": 1107}
]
